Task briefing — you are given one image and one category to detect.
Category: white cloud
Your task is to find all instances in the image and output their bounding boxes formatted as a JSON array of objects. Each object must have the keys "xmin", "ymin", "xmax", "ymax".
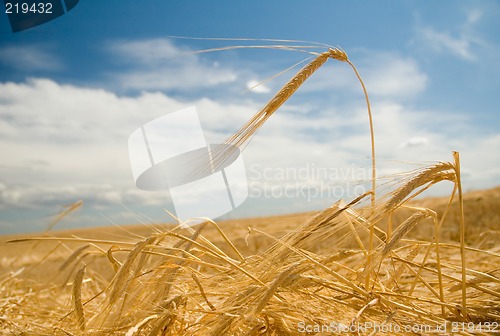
[
  {"xmin": 111, "ymin": 38, "xmax": 188, "ymax": 64},
  {"xmin": 400, "ymin": 136, "xmax": 429, "ymax": 148},
  {"xmin": 0, "ymin": 183, "xmax": 163, "ymax": 210},
  {"xmin": 467, "ymin": 9, "xmax": 483, "ymax": 24},
  {"xmin": 0, "ymin": 78, "xmax": 262, "ymax": 219},
  {"xmin": 0, "ymin": 45, "xmax": 62, "ymax": 71},
  {"xmin": 460, "ymin": 133, "xmax": 500, "ymax": 190},
  {"xmin": 2, "ymin": 77, "xmax": 495, "ymax": 208},
  {"xmin": 109, "ymin": 38, "xmax": 238, "ymax": 91},
  {"xmin": 362, "ymin": 55, "xmax": 428, "ymax": 98},
  {"xmin": 412, "ymin": 7, "xmax": 492, "ymax": 61},
  {"xmin": 418, "ymin": 26, "xmax": 475, "ymax": 60},
  {"xmin": 0, "ymin": 79, "xmax": 186, "ymax": 213}
]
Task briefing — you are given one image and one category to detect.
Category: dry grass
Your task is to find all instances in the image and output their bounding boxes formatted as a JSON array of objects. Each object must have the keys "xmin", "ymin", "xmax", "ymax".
[
  {"xmin": 0, "ymin": 185, "xmax": 499, "ymax": 335},
  {"xmin": 1, "ymin": 42, "xmax": 499, "ymax": 335}
]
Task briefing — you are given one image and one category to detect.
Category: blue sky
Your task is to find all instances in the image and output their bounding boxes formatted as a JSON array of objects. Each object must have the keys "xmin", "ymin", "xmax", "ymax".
[{"xmin": 0, "ymin": 1, "xmax": 499, "ymax": 234}]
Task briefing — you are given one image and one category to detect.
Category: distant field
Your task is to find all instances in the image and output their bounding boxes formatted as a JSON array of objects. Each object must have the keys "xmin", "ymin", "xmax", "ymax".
[{"xmin": 2, "ymin": 186, "xmax": 499, "ymax": 257}]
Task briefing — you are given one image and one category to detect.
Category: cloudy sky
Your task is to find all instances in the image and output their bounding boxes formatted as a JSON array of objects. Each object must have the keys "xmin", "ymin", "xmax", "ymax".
[{"xmin": 0, "ymin": 1, "xmax": 499, "ymax": 234}]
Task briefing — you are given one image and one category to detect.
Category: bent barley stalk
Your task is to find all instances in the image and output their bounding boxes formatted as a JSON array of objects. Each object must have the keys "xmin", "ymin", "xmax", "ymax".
[{"xmin": 191, "ymin": 42, "xmax": 377, "ymax": 207}]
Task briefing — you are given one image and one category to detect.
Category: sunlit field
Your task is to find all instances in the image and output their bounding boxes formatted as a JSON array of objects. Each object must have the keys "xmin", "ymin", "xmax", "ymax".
[{"xmin": 1, "ymin": 183, "xmax": 499, "ymax": 335}]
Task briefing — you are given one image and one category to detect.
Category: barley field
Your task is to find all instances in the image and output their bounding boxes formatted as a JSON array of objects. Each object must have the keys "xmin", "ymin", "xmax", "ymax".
[{"xmin": 1, "ymin": 183, "xmax": 499, "ymax": 335}]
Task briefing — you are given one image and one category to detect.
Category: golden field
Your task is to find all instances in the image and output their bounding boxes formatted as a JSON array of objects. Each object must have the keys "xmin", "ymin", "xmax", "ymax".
[{"xmin": 1, "ymin": 181, "xmax": 499, "ymax": 335}]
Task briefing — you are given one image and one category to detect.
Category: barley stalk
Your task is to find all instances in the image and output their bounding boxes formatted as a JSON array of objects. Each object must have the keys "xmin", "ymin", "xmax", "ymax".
[
  {"xmin": 72, "ymin": 266, "xmax": 86, "ymax": 332},
  {"xmin": 453, "ymin": 150, "xmax": 468, "ymax": 317},
  {"xmin": 191, "ymin": 272, "xmax": 215, "ymax": 311},
  {"xmin": 106, "ymin": 245, "xmax": 122, "ymax": 273},
  {"xmin": 108, "ymin": 238, "xmax": 152, "ymax": 307}
]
